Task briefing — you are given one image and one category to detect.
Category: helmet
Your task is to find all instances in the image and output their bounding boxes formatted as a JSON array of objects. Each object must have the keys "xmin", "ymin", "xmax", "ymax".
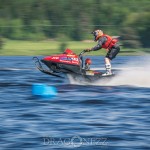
[{"xmin": 92, "ymin": 30, "xmax": 103, "ymax": 41}]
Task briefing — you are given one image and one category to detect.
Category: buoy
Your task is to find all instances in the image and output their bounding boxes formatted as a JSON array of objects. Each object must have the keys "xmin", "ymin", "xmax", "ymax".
[{"xmin": 32, "ymin": 83, "xmax": 57, "ymax": 98}]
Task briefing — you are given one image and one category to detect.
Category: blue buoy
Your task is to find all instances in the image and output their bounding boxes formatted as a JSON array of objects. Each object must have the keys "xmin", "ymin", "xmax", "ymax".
[{"xmin": 32, "ymin": 83, "xmax": 57, "ymax": 98}]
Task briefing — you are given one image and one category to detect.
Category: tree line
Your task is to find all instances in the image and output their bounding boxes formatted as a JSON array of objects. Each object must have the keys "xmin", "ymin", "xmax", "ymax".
[{"xmin": 0, "ymin": 0, "xmax": 149, "ymax": 47}]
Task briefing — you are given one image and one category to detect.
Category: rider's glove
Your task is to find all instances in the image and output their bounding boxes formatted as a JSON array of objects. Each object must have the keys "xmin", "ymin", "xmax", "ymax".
[{"xmin": 85, "ymin": 48, "xmax": 92, "ymax": 52}]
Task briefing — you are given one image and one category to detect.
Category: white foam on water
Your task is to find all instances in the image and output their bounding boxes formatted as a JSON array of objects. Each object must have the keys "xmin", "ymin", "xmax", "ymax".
[
  {"xmin": 104, "ymin": 60, "xmax": 150, "ymax": 87},
  {"xmin": 68, "ymin": 57, "xmax": 150, "ymax": 87},
  {"xmin": 101, "ymin": 68, "xmax": 150, "ymax": 87}
]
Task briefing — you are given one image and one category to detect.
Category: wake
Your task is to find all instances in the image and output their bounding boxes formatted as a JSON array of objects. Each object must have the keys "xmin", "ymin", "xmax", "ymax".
[
  {"xmin": 105, "ymin": 57, "xmax": 150, "ymax": 87},
  {"xmin": 101, "ymin": 67, "xmax": 150, "ymax": 87},
  {"xmin": 69, "ymin": 58, "xmax": 150, "ymax": 87}
]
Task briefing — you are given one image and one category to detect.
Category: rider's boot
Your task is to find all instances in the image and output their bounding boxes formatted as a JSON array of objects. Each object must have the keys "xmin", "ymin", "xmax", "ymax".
[{"xmin": 102, "ymin": 64, "xmax": 112, "ymax": 76}]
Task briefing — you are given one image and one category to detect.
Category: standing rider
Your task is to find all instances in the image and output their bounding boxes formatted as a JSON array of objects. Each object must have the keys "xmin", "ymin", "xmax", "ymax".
[{"xmin": 85, "ymin": 29, "xmax": 120, "ymax": 76}]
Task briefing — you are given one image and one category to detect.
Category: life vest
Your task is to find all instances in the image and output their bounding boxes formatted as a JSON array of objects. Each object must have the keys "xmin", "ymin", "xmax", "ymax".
[{"xmin": 101, "ymin": 34, "xmax": 118, "ymax": 50}]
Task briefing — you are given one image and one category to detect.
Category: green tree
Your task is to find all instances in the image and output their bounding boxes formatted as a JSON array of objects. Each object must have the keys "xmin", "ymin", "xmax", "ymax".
[
  {"xmin": 123, "ymin": 12, "xmax": 150, "ymax": 47},
  {"xmin": 0, "ymin": 0, "xmax": 149, "ymax": 47},
  {"xmin": 0, "ymin": 35, "xmax": 4, "ymax": 49},
  {"xmin": 120, "ymin": 27, "xmax": 141, "ymax": 48}
]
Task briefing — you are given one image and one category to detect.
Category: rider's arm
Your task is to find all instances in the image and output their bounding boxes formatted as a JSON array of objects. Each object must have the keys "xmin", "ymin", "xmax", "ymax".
[{"xmin": 91, "ymin": 36, "xmax": 107, "ymax": 51}]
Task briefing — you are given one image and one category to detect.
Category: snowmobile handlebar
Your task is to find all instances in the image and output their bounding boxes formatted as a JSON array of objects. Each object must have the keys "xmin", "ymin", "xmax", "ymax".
[
  {"xmin": 79, "ymin": 50, "xmax": 88, "ymax": 57},
  {"xmin": 79, "ymin": 50, "xmax": 89, "ymax": 68}
]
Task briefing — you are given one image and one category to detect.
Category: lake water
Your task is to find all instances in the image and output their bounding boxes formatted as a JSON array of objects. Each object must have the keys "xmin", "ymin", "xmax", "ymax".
[{"xmin": 0, "ymin": 56, "xmax": 150, "ymax": 150}]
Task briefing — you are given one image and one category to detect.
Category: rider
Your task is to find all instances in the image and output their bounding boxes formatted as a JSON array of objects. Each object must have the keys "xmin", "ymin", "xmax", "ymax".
[{"xmin": 85, "ymin": 29, "xmax": 120, "ymax": 76}]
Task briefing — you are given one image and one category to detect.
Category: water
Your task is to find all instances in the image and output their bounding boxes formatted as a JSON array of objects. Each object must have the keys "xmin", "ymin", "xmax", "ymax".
[{"xmin": 0, "ymin": 56, "xmax": 150, "ymax": 150}]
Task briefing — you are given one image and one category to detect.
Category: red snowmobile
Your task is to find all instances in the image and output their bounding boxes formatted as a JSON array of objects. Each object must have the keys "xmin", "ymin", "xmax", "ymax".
[{"xmin": 33, "ymin": 48, "xmax": 114, "ymax": 82}]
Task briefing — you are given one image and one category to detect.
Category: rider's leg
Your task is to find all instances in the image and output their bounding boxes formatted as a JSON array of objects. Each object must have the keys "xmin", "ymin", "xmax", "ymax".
[
  {"xmin": 103, "ymin": 46, "xmax": 120, "ymax": 76},
  {"xmin": 103, "ymin": 57, "xmax": 112, "ymax": 75}
]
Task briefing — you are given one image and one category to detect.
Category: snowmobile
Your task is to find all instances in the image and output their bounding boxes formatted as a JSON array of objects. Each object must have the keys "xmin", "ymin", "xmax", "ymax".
[{"xmin": 33, "ymin": 48, "xmax": 114, "ymax": 82}]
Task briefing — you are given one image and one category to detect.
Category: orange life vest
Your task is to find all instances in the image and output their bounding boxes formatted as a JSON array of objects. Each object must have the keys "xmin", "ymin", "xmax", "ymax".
[{"xmin": 101, "ymin": 34, "xmax": 118, "ymax": 50}]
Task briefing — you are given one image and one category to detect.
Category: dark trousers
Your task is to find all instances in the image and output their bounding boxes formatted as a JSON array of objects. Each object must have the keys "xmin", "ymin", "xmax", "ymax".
[{"xmin": 105, "ymin": 45, "xmax": 120, "ymax": 60}]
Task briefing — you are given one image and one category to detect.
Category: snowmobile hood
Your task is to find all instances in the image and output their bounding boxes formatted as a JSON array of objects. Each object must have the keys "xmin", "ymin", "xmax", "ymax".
[{"xmin": 42, "ymin": 53, "xmax": 80, "ymax": 66}]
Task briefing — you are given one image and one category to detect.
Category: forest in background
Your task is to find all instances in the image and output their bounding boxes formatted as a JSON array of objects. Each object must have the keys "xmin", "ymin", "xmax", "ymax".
[{"xmin": 0, "ymin": 0, "xmax": 150, "ymax": 48}]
